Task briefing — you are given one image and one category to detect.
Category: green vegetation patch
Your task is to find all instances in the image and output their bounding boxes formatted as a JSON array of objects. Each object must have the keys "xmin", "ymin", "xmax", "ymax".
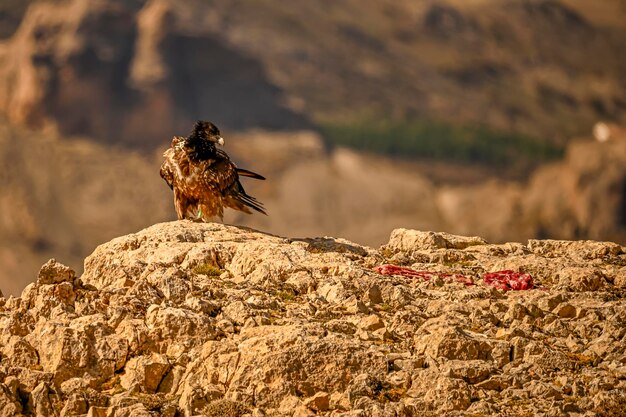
[
  {"xmin": 275, "ymin": 289, "xmax": 297, "ymax": 303},
  {"xmin": 193, "ymin": 263, "xmax": 223, "ymax": 277},
  {"xmin": 203, "ymin": 399, "xmax": 250, "ymax": 417},
  {"xmin": 320, "ymin": 119, "xmax": 563, "ymax": 169}
]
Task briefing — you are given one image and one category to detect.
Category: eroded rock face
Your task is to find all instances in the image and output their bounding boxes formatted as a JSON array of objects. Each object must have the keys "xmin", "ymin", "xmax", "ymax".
[
  {"xmin": 0, "ymin": 222, "xmax": 625, "ymax": 416},
  {"xmin": 0, "ymin": 0, "xmax": 307, "ymax": 146}
]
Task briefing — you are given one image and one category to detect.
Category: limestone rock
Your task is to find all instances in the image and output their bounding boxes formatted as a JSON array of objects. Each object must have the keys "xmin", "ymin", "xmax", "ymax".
[
  {"xmin": 37, "ymin": 259, "xmax": 77, "ymax": 285},
  {"xmin": 304, "ymin": 391, "xmax": 330, "ymax": 411},
  {"xmin": 0, "ymin": 221, "xmax": 623, "ymax": 416},
  {"xmin": 359, "ymin": 314, "xmax": 385, "ymax": 331},
  {"xmin": 28, "ymin": 382, "xmax": 57, "ymax": 417},
  {"xmin": 119, "ymin": 353, "xmax": 170, "ymax": 393},
  {"xmin": 383, "ymin": 228, "xmax": 487, "ymax": 256},
  {"xmin": 0, "ymin": 382, "xmax": 22, "ymax": 417}
]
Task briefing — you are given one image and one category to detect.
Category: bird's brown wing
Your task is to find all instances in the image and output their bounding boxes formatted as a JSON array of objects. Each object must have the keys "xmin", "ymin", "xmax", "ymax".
[
  {"xmin": 202, "ymin": 157, "xmax": 266, "ymax": 216},
  {"xmin": 161, "ymin": 139, "xmax": 203, "ymax": 219},
  {"xmin": 160, "ymin": 150, "xmax": 175, "ymax": 190},
  {"xmin": 160, "ymin": 136, "xmax": 187, "ymax": 190},
  {"xmin": 160, "ymin": 156, "xmax": 230, "ymax": 220},
  {"xmin": 215, "ymin": 149, "xmax": 265, "ymax": 181}
]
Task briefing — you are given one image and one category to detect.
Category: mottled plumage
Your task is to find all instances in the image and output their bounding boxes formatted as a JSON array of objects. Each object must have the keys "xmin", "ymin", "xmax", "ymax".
[{"xmin": 160, "ymin": 121, "xmax": 266, "ymax": 221}]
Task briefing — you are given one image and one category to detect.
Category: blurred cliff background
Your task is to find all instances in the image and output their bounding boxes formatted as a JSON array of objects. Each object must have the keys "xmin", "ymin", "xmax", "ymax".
[{"xmin": 0, "ymin": 0, "xmax": 625, "ymax": 295}]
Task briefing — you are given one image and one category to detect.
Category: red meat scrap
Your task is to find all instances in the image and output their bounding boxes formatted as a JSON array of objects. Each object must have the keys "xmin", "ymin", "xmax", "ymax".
[
  {"xmin": 373, "ymin": 265, "xmax": 535, "ymax": 291},
  {"xmin": 482, "ymin": 270, "xmax": 534, "ymax": 291},
  {"xmin": 373, "ymin": 264, "xmax": 475, "ymax": 286}
]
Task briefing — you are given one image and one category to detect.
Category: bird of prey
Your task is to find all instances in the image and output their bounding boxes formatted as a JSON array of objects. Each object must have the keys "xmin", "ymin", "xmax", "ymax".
[{"xmin": 160, "ymin": 120, "xmax": 266, "ymax": 221}]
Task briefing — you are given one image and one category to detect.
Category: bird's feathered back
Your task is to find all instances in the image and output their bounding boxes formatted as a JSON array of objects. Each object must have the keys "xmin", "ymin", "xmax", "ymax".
[{"xmin": 160, "ymin": 121, "xmax": 266, "ymax": 221}]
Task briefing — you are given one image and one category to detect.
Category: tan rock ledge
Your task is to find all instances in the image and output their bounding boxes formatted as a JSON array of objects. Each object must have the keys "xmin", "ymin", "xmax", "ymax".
[{"xmin": 0, "ymin": 221, "xmax": 624, "ymax": 416}]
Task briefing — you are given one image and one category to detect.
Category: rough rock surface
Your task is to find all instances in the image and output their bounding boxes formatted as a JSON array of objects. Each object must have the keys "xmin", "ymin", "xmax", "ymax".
[{"xmin": 1, "ymin": 222, "xmax": 625, "ymax": 416}]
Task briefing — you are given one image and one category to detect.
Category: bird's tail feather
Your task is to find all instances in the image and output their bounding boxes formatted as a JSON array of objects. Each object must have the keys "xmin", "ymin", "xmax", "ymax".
[
  {"xmin": 240, "ymin": 193, "xmax": 267, "ymax": 215},
  {"xmin": 232, "ymin": 192, "xmax": 267, "ymax": 215},
  {"xmin": 237, "ymin": 168, "xmax": 266, "ymax": 180}
]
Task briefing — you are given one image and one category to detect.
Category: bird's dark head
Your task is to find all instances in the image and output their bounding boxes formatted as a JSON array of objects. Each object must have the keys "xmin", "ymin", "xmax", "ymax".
[
  {"xmin": 185, "ymin": 120, "xmax": 224, "ymax": 160},
  {"xmin": 190, "ymin": 120, "xmax": 224, "ymax": 145}
]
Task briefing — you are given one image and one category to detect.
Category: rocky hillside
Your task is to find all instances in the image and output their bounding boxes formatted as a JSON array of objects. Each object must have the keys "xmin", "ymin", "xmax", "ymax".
[
  {"xmin": 0, "ymin": 222, "xmax": 624, "ymax": 416},
  {"xmin": 0, "ymin": 121, "xmax": 172, "ymax": 297},
  {"xmin": 1, "ymin": 0, "xmax": 625, "ymax": 145}
]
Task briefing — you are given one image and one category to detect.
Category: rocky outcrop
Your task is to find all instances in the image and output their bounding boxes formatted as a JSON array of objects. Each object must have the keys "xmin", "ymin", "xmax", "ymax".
[{"xmin": 1, "ymin": 222, "xmax": 625, "ymax": 416}]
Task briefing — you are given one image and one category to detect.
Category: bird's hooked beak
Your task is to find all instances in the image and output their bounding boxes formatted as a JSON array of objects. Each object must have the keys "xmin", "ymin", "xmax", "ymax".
[{"xmin": 217, "ymin": 137, "xmax": 225, "ymax": 146}]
